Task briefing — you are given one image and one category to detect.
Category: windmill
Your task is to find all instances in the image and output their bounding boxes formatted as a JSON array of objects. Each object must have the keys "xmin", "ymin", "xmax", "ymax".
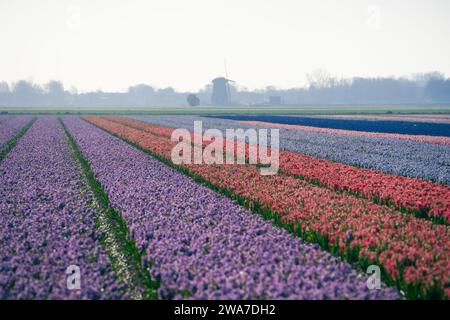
[
  {"xmin": 211, "ymin": 58, "xmax": 235, "ymax": 105},
  {"xmin": 224, "ymin": 58, "xmax": 232, "ymax": 103}
]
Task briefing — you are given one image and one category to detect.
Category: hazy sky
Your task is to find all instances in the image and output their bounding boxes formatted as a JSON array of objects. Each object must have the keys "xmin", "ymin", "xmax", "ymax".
[{"xmin": 1, "ymin": 0, "xmax": 449, "ymax": 92}]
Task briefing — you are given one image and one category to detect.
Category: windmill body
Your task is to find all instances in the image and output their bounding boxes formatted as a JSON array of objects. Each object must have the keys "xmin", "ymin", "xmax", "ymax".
[{"xmin": 211, "ymin": 77, "xmax": 233, "ymax": 105}]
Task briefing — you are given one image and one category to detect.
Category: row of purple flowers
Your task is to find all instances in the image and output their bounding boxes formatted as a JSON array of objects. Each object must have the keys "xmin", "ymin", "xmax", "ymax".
[
  {"xmin": 0, "ymin": 115, "xmax": 33, "ymax": 151},
  {"xmin": 62, "ymin": 116, "xmax": 399, "ymax": 299},
  {"xmin": 0, "ymin": 117, "xmax": 127, "ymax": 299}
]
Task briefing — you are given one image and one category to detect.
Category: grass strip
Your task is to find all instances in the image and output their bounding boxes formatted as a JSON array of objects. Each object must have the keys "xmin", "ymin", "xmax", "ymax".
[
  {"xmin": 2, "ymin": 106, "xmax": 450, "ymax": 116},
  {"xmin": 60, "ymin": 118, "xmax": 159, "ymax": 300}
]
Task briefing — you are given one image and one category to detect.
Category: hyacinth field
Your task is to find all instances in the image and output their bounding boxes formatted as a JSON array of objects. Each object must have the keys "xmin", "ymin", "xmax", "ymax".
[{"xmin": 1, "ymin": 114, "xmax": 449, "ymax": 300}]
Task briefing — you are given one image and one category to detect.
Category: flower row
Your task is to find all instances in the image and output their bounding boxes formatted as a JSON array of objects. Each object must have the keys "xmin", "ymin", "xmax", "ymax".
[
  {"xmin": 305, "ymin": 114, "xmax": 450, "ymax": 124},
  {"xmin": 217, "ymin": 115, "xmax": 450, "ymax": 137},
  {"xmin": 0, "ymin": 115, "xmax": 33, "ymax": 151},
  {"xmin": 86, "ymin": 116, "xmax": 450, "ymax": 299},
  {"xmin": 130, "ymin": 115, "xmax": 450, "ymax": 184},
  {"xmin": 239, "ymin": 120, "xmax": 450, "ymax": 145},
  {"xmin": 65, "ymin": 116, "xmax": 398, "ymax": 299},
  {"xmin": 0, "ymin": 117, "xmax": 127, "ymax": 299},
  {"xmin": 108, "ymin": 116, "xmax": 450, "ymax": 223}
]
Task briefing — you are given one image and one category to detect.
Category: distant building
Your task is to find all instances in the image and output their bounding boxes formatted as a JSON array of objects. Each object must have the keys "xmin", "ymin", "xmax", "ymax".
[
  {"xmin": 211, "ymin": 77, "xmax": 232, "ymax": 105},
  {"xmin": 269, "ymin": 96, "xmax": 282, "ymax": 105}
]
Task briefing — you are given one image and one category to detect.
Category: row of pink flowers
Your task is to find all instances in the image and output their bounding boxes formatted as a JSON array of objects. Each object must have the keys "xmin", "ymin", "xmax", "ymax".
[
  {"xmin": 279, "ymin": 152, "xmax": 450, "ymax": 223},
  {"xmin": 105, "ymin": 116, "xmax": 450, "ymax": 223},
  {"xmin": 239, "ymin": 120, "xmax": 450, "ymax": 145},
  {"xmin": 298, "ymin": 114, "xmax": 450, "ymax": 124},
  {"xmin": 86, "ymin": 116, "xmax": 450, "ymax": 299}
]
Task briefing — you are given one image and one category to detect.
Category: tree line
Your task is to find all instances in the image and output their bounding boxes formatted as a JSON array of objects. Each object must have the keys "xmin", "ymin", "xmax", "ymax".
[{"xmin": 1, "ymin": 71, "xmax": 449, "ymax": 106}]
